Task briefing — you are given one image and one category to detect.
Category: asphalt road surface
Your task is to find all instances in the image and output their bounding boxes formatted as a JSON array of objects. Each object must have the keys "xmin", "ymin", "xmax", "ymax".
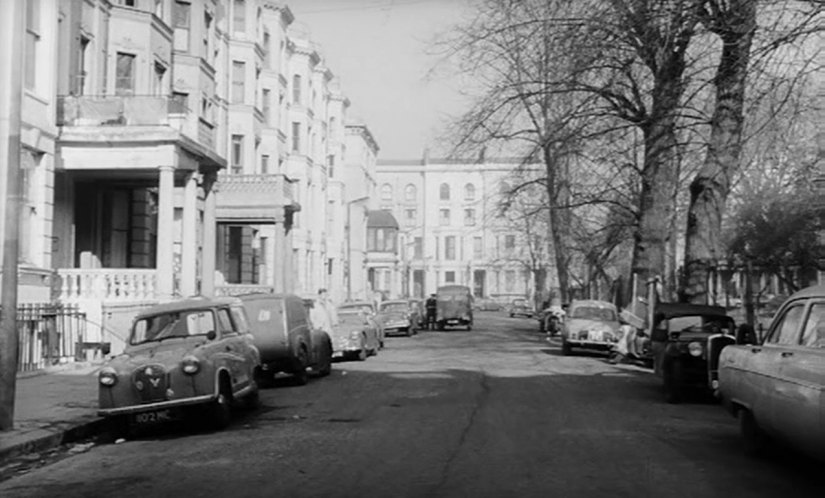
[{"xmin": 0, "ymin": 313, "xmax": 820, "ymax": 498}]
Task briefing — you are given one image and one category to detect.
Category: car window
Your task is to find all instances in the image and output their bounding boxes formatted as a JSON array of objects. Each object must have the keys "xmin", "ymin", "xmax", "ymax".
[
  {"xmin": 766, "ymin": 303, "xmax": 805, "ymax": 345},
  {"xmin": 230, "ymin": 306, "xmax": 250, "ymax": 332},
  {"xmin": 570, "ymin": 306, "xmax": 616, "ymax": 322},
  {"xmin": 217, "ymin": 308, "xmax": 236, "ymax": 335},
  {"xmin": 381, "ymin": 303, "xmax": 408, "ymax": 313},
  {"xmin": 130, "ymin": 310, "xmax": 215, "ymax": 345},
  {"xmin": 800, "ymin": 302, "xmax": 825, "ymax": 348}
]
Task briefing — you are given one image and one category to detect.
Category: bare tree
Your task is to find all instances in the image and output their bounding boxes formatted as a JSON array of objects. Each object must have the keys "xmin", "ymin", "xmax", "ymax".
[{"xmin": 682, "ymin": 0, "xmax": 824, "ymax": 302}]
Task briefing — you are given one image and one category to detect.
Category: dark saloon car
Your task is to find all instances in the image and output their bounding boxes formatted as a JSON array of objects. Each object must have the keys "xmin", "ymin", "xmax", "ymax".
[
  {"xmin": 650, "ymin": 303, "xmax": 736, "ymax": 404},
  {"xmin": 376, "ymin": 299, "xmax": 418, "ymax": 336},
  {"xmin": 508, "ymin": 298, "xmax": 534, "ymax": 318},
  {"xmin": 241, "ymin": 293, "xmax": 332, "ymax": 386},
  {"xmin": 97, "ymin": 298, "xmax": 261, "ymax": 433}
]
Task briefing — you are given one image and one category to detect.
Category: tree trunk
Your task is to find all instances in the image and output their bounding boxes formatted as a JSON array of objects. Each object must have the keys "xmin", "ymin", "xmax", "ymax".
[
  {"xmin": 544, "ymin": 144, "xmax": 571, "ymax": 303},
  {"xmin": 631, "ymin": 75, "xmax": 682, "ymax": 286},
  {"xmin": 682, "ymin": 1, "xmax": 756, "ymax": 304}
]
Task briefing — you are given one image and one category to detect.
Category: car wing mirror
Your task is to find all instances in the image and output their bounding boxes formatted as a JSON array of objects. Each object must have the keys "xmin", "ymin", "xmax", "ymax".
[
  {"xmin": 206, "ymin": 330, "xmax": 217, "ymax": 341},
  {"xmin": 735, "ymin": 324, "xmax": 756, "ymax": 345}
]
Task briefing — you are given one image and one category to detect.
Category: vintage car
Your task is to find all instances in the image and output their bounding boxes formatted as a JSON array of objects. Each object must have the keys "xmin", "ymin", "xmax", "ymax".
[
  {"xmin": 561, "ymin": 300, "xmax": 620, "ymax": 356},
  {"xmin": 97, "ymin": 297, "xmax": 261, "ymax": 433},
  {"xmin": 473, "ymin": 297, "xmax": 502, "ymax": 312},
  {"xmin": 718, "ymin": 285, "xmax": 825, "ymax": 459},
  {"xmin": 377, "ymin": 299, "xmax": 418, "ymax": 336},
  {"xmin": 435, "ymin": 285, "xmax": 474, "ymax": 330},
  {"xmin": 408, "ymin": 299, "xmax": 425, "ymax": 328},
  {"xmin": 508, "ymin": 298, "xmax": 535, "ymax": 318},
  {"xmin": 332, "ymin": 302, "xmax": 383, "ymax": 360},
  {"xmin": 649, "ymin": 303, "xmax": 736, "ymax": 404},
  {"xmin": 240, "ymin": 293, "xmax": 332, "ymax": 386}
]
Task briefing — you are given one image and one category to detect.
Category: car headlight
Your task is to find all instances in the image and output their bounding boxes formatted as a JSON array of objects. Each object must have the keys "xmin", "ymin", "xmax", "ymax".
[
  {"xmin": 98, "ymin": 367, "xmax": 118, "ymax": 386},
  {"xmin": 688, "ymin": 341, "xmax": 703, "ymax": 357},
  {"xmin": 181, "ymin": 355, "xmax": 200, "ymax": 375}
]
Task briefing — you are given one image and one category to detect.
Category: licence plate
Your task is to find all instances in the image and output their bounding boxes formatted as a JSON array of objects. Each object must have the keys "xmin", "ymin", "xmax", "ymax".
[{"xmin": 132, "ymin": 409, "xmax": 177, "ymax": 425}]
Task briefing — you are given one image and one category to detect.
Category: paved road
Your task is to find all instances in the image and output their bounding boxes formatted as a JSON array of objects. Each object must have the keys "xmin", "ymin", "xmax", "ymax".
[{"xmin": 0, "ymin": 313, "xmax": 819, "ymax": 498}]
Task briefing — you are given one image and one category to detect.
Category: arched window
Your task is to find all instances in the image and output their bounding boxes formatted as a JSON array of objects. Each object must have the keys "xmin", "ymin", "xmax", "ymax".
[
  {"xmin": 439, "ymin": 183, "xmax": 450, "ymax": 201},
  {"xmin": 381, "ymin": 183, "xmax": 393, "ymax": 201},
  {"xmin": 405, "ymin": 184, "xmax": 416, "ymax": 201},
  {"xmin": 464, "ymin": 183, "xmax": 476, "ymax": 201}
]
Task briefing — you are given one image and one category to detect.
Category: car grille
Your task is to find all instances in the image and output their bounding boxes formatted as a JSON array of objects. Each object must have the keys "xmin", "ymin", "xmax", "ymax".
[{"xmin": 133, "ymin": 364, "xmax": 168, "ymax": 403}]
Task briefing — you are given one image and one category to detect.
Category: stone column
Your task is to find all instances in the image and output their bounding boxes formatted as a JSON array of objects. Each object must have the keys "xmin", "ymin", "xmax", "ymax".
[
  {"xmin": 201, "ymin": 175, "xmax": 217, "ymax": 297},
  {"xmin": 156, "ymin": 165, "xmax": 175, "ymax": 300},
  {"xmin": 180, "ymin": 171, "xmax": 198, "ymax": 297},
  {"xmin": 272, "ymin": 216, "xmax": 285, "ymax": 294}
]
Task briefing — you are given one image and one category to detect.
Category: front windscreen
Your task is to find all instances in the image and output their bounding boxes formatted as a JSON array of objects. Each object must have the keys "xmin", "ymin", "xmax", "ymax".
[
  {"xmin": 570, "ymin": 306, "xmax": 617, "ymax": 322},
  {"xmin": 131, "ymin": 310, "xmax": 215, "ymax": 345},
  {"xmin": 669, "ymin": 315, "xmax": 734, "ymax": 334},
  {"xmin": 380, "ymin": 303, "xmax": 408, "ymax": 313}
]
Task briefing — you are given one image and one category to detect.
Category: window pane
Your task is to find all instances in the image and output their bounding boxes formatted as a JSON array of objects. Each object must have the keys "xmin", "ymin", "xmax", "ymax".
[
  {"xmin": 233, "ymin": 0, "xmax": 246, "ymax": 32},
  {"xmin": 767, "ymin": 304, "xmax": 805, "ymax": 345},
  {"xmin": 440, "ymin": 183, "xmax": 450, "ymax": 200},
  {"xmin": 173, "ymin": 1, "xmax": 190, "ymax": 27},
  {"xmin": 801, "ymin": 303, "xmax": 825, "ymax": 347},
  {"xmin": 115, "ymin": 53, "xmax": 135, "ymax": 95},
  {"xmin": 232, "ymin": 61, "xmax": 245, "ymax": 103}
]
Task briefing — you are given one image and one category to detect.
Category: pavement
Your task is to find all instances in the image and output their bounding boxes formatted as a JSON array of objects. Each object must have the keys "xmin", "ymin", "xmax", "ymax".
[{"xmin": 0, "ymin": 362, "xmax": 106, "ymax": 463}]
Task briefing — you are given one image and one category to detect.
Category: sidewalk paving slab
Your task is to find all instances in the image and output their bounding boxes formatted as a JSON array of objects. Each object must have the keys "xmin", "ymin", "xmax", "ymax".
[{"xmin": 0, "ymin": 363, "xmax": 106, "ymax": 463}]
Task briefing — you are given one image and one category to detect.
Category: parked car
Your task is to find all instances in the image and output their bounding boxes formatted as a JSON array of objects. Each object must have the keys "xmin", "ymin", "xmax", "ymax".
[
  {"xmin": 560, "ymin": 300, "xmax": 621, "ymax": 356},
  {"xmin": 377, "ymin": 299, "xmax": 418, "ymax": 336},
  {"xmin": 718, "ymin": 285, "xmax": 825, "ymax": 459},
  {"xmin": 333, "ymin": 302, "xmax": 383, "ymax": 360},
  {"xmin": 508, "ymin": 298, "xmax": 534, "ymax": 318},
  {"xmin": 435, "ymin": 285, "xmax": 474, "ymax": 330},
  {"xmin": 408, "ymin": 299, "xmax": 425, "ymax": 329},
  {"xmin": 240, "ymin": 293, "xmax": 332, "ymax": 386},
  {"xmin": 649, "ymin": 303, "xmax": 736, "ymax": 404},
  {"xmin": 473, "ymin": 297, "xmax": 502, "ymax": 312},
  {"xmin": 97, "ymin": 297, "xmax": 261, "ymax": 434}
]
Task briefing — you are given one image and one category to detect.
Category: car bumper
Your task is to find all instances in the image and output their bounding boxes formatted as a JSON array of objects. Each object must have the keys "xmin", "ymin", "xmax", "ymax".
[
  {"xmin": 565, "ymin": 340, "xmax": 614, "ymax": 351},
  {"xmin": 383, "ymin": 324, "xmax": 411, "ymax": 334},
  {"xmin": 98, "ymin": 394, "xmax": 216, "ymax": 417}
]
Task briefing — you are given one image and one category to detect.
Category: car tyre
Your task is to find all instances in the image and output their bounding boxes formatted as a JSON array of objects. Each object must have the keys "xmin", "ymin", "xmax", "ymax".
[
  {"xmin": 209, "ymin": 384, "xmax": 232, "ymax": 430},
  {"xmin": 405, "ymin": 327, "xmax": 412, "ymax": 337},
  {"xmin": 663, "ymin": 360, "xmax": 683, "ymax": 404},
  {"xmin": 313, "ymin": 338, "xmax": 333, "ymax": 377},
  {"xmin": 241, "ymin": 380, "xmax": 261, "ymax": 410},
  {"xmin": 293, "ymin": 346, "xmax": 310, "ymax": 386},
  {"xmin": 561, "ymin": 340, "xmax": 572, "ymax": 356}
]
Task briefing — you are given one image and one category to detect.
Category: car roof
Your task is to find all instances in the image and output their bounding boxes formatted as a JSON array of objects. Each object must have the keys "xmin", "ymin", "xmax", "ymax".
[
  {"xmin": 135, "ymin": 296, "xmax": 241, "ymax": 318},
  {"xmin": 340, "ymin": 301, "xmax": 373, "ymax": 307},
  {"xmin": 380, "ymin": 300, "xmax": 408, "ymax": 305},
  {"xmin": 654, "ymin": 302, "xmax": 729, "ymax": 319},
  {"xmin": 785, "ymin": 284, "xmax": 825, "ymax": 301}
]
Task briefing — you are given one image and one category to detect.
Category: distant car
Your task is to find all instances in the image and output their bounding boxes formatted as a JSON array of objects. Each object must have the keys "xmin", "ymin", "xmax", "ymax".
[
  {"xmin": 649, "ymin": 303, "xmax": 736, "ymax": 404},
  {"xmin": 435, "ymin": 285, "xmax": 474, "ymax": 330},
  {"xmin": 241, "ymin": 293, "xmax": 332, "ymax": 386},
  {"xmin": 333, "ymin": 302, "xmax": 383, "ymax": 360},
  {"xmin": 718, "ymin": 285, "xmax": 825, "ymax": 459},
  {"xmin": 97, "ymin": 297, "xmax": 261, "ymax": 434},
  {"xmin": 508, "ymin": 298, "xmax": 534, "ymax": 318},
  {"xmin": 376, "ymin": 299, "xmax": 417, "ymax": 336},
  {"xmin": 561, "ymin": 300, "xmax": 620, "ymax": 356},
  {"xmin": 473, "ymin": 297, "xmax": 502, "ymax": 312}
]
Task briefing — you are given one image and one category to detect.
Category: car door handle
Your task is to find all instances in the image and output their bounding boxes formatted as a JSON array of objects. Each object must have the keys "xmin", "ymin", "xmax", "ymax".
[
  {"xmin": 750, "ymin": 347, "xmax": 761, "ymax": 353},
  {"xmin": 226, "ymin": 346, "xmax": 233, "ymax": 352},
  {"xmin": 781, "ymin": 351, "xmax": 793, "ymax": 358}
]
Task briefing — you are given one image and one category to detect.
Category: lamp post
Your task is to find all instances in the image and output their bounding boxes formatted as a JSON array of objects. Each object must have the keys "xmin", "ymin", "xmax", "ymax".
[{"xmin": 346, "ymin": 196, "xmax": 370, "ymax": 301}]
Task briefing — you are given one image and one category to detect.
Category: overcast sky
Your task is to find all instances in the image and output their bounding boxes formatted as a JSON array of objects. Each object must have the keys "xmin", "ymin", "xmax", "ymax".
[{"xmin": 287, "ymin": 0, "xmax": 472, "ymax": 160}]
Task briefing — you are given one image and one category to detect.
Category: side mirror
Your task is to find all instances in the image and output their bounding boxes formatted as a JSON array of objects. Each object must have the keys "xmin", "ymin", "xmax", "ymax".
[
  {"xmin": 735, "ymin": 324, "xmax": 756, "ymax": 345},
  {"xmin": 206, "ymin": 330, "xmax": 217, "ymax": 341}
]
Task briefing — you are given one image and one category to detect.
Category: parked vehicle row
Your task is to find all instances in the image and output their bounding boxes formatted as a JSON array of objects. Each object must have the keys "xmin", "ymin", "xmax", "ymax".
[{"xmin": 542, "ymin": 288, "xmax": 825, "ymax": 462}]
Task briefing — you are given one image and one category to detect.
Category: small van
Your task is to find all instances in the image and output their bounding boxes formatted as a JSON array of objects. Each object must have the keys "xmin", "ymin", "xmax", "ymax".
[
  {"xmin": 435, "ymin": 285, "xmax": 474, "ymax": 330},
  {"xmin": 239, "ymin": 293, "xmax": 332, "ymax": 386}
]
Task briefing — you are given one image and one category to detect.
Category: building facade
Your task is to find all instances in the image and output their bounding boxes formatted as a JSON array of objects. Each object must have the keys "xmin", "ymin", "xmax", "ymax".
[
  {"xmin": 375, "ymin": 156, "xmax": 550, "ymax": 303},
  {"xmin": 1, "ymin": 0, "xmax": 381, "ymax": 358}
]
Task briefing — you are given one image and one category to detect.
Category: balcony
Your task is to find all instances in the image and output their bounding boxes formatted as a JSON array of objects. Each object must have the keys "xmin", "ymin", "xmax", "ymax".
[
  {"xmin": 55, "ymin": 269, "xmax": 158, "ymax": 303},
  {"xmin": 216, "ymin": 173, "xmax": 301, "ymax": 223},
  {"xmin": 57, "ymin": 95, "xmax": 222, "ymax": 171}
]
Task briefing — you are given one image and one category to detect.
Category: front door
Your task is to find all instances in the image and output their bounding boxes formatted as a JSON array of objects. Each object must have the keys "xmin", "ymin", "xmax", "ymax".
[{"xmin": 473, "ymin": 270, "xmax": 486, "ymax": 297}]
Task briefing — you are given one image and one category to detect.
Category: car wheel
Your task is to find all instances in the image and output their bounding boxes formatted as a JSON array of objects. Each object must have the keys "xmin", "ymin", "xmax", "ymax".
[
  {"xmin": 663, "ymin": 360, "xmax": 683, "ymax": 404},
  {"xmin": 561, "ymin": 340, "xmax": 572, "ymax": 356},
  {"xmin": 293, "ymin": 347, "xmax": 309, "ymax": 386},
  {"xmin": 356, "ymin": 335, "xmax": 368, "ymax": 361},
  {"xmin": 209, "ymin": 384, "xmax": 232, "ymax": 430},
  {"xmin": 315, "ymin": 338, "xmax": 333, "ymax": 377},
  {"xmin": 467, "ymin": 322, "xmax": 472, "ymax": 331},
  {"xmin": 509, "ymin": 313, "xmax": 514, "ymax": 318},
  {"xmin": 405, "ymin": 327, "xmax": 412, "ymax": 337},
  {"xmin": 739, "ymin": 408, "xmax": 767, "ymax": 456}
]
